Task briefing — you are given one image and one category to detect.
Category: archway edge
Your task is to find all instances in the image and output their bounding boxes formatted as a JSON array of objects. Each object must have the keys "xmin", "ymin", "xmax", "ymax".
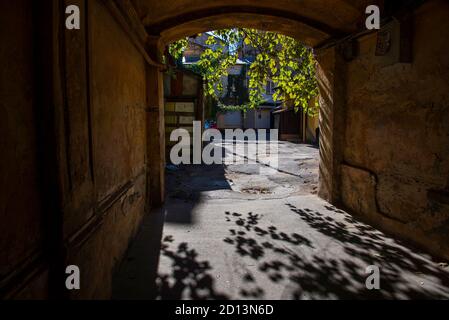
[
  {"xmin": 155, "ymin": 12, "xmax": 333, "ymax": 48},
  {"xmin": 131, "ymin": 0, "xmax": 372, "ymax": 49},
  {"xmin": 133, "ymin": 0, "xmax": 369, "ymax": 40},
  {"xmin": 132, "ymin": 1, "xmax": 350, "ymax": 204}
]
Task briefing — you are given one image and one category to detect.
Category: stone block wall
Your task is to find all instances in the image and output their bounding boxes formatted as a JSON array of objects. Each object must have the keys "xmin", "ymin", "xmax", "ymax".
[{"xmin": 339, "ymin": 0, "xmax": 449, "ymax": 259}]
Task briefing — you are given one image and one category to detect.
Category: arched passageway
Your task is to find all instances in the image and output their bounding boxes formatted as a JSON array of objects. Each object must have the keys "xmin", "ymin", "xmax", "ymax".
[{"xmin": 1, "ymin": 0, "xmax": 448, "ymax": 299}]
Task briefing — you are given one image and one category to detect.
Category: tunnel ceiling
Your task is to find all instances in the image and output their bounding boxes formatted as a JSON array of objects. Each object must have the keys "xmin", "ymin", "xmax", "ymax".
[{"xmin": 131, "ymin": 0, "xmax": 377, "ymax": 47}]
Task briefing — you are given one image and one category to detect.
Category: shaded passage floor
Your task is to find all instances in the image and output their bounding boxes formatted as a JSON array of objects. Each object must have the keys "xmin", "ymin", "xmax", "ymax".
[{"xmin": 113, "ymin": 142, "xmax": 449, "ymax": 300}]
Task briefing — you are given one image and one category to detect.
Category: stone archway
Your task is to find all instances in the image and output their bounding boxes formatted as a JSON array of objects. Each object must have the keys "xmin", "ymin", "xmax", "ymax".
[{"xmin": 134, "ymin": 0, "xmax": 365, "ymax": 206}]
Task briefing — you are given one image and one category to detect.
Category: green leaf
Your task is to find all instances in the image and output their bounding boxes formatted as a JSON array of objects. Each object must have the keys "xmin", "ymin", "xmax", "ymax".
[{"xmin": 168, "ymin": 28, "xmax": 319, "ymax": 115}]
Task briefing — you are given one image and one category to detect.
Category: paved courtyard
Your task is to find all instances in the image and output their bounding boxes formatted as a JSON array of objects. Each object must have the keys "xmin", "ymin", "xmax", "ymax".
[{"xmin": 113, "ymin": 141, "xmax": 449, "ymax": 300}]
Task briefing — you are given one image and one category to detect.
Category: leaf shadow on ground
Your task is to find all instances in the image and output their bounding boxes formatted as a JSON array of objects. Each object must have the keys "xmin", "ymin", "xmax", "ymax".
[
  {"xmin": 156, "ymin": 235, "xmax": 229, "ymax": 300},
  {"xmin": 155, "ymin": 205, "xmax": 449, "ymax": 299},
  {"xmin": 221, "ymin": 204, "xmax": 449, "ymax": 299}
]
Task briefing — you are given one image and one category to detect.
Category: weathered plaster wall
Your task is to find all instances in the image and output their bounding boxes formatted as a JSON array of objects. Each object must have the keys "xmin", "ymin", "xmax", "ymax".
[
  {"xmin": 316, "ymin": 46, "xmax": 346, "ymax": 204},
  {"xmin": 304, "ymin": 115, "xmax": 319, "ymax": 144},
  {"xmin": 64, "ymin": 0, "xmax": 148, "ymax": 299},
  {"xmin": 341, "ymin": 0, "xmax": 449, "ymax": 259},
  {"xmin": 90, "ymin": 1, "xmax": 147, "ymax": 199},
  {"xmin": 0, "ymin": 0, "xmax": 48, "ymax": 299}
]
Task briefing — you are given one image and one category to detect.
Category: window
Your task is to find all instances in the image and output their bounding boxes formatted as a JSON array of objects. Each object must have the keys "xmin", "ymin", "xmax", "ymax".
[{"xmin": 266, "ymin": 80, "xmax": 275, "ymax": 95}]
